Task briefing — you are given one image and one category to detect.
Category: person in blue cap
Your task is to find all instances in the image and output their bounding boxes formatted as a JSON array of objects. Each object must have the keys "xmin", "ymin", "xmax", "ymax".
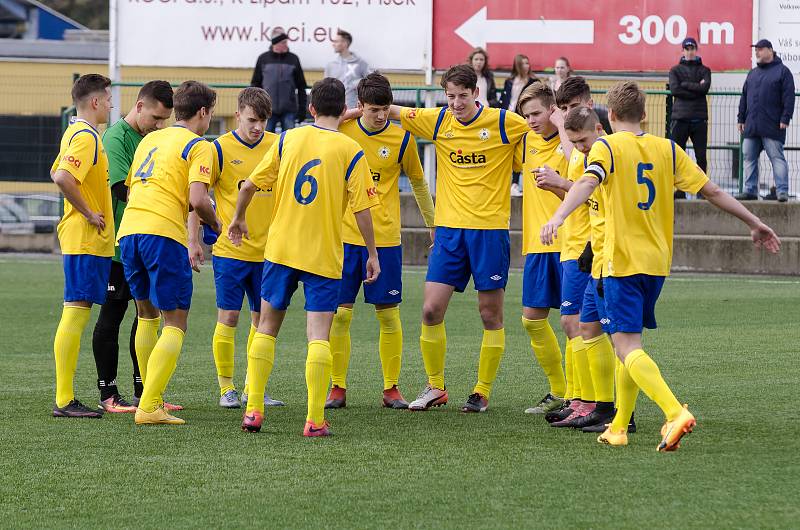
[
  {"xmin": 669, "ymin": 37, "xmax": 711, "ymax": 199},
  {"xmin": 737, "ymin": 39, "xmax": 795, "ymax": 202}
]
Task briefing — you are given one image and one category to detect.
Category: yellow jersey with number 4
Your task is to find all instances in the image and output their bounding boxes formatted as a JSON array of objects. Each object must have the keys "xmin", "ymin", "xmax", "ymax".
[
  {"xmin": 400, "ymin": 105, "xmax": 528, "ymax": 229},
  {"xmin": 117, "ymin": 125, "xmax": 214, "ymax": 247},
  {"xmin": 561, "ymin": 147, "xmax": 592, "ymax": 262},
  {"xmin": 247, "ymin": 125, "xmax": 379, "ymax": 279},
  {"xmin": 211, "ymin": 130, "xmax": 277, "ymax": 262},
  {"xmin": 517, "ymin": 130, "xmax": 569, "ymax": 254},
  {"xmin": 339, "ymin": 118, "xmax": 424, "ymax": 247},
  {"xmin": 583, "ymin": 131, "xmax": 708, "ymax": 277},
  {"xmin": 51, "ymin": 119, "xmax": 114, "ymax": 256}
]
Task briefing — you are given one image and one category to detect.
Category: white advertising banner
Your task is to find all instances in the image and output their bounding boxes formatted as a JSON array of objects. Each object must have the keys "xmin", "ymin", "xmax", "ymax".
[
  {"xmin": 758, "ymin": 0, "xmax": 800, "ymax": 73},
  {"xmin": 115, "ymin": 0, "xmax": 432, "ymax": 71}
]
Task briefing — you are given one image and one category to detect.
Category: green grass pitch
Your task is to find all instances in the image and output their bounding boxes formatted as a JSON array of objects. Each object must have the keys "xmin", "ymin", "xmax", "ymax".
[{"xmin": 1, "ymin": 255, "xmax": 798, "ymax": 528}]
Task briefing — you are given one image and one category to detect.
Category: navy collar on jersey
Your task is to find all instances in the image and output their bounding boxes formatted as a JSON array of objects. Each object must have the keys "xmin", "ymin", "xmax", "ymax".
[
  {"xmin": 456, "ymin": 102, "xmax": 484, "ymax": 126},
  {"xmin": 73, "ymin": 118, "xmax": 99, "ymax": 133},
  {"xmin": 232, "ymin": 129, "xmax": 264, "ymax": 149},
  {"xmin": 171, "ymin": 124, "xmax": 187, "ymax": 129},
  {"xmin": 357, "ymin": 118, "xmax": 390, "ymax": 136},
  {"xmin": 544, "ymin": 130, "xmax": 559, "ymax": 142},
  {"xmin": 311, "ymin": 124, "xmax": 337, "ymax": 132}
]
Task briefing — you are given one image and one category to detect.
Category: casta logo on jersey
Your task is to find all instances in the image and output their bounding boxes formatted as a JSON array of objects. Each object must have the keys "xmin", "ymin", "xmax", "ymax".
[
  {"xmin": 449, "ymin": 149, "xmax": 486, "ymax": 165},
  {"xmin": 61, "ymin": 155, "xmax": 81, "ymax": 168}
]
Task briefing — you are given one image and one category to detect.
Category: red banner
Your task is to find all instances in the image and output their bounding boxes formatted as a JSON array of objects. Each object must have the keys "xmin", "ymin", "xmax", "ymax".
[{"xmin": 433, "ymin": 0, "xmax": 753, "ymax": 72}]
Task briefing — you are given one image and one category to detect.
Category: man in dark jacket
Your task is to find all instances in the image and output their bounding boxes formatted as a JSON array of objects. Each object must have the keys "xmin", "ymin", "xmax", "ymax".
[
  {"xmin": 736, "ymin": 39, "xmax": 795, "ymax": 202},
  {"xmin": 251, "ymin": 31, "xmax": 307, "ymax": 133},
  {"xmin": 669, "ymin": 37, "xmax": 711, "ymax": 199}
]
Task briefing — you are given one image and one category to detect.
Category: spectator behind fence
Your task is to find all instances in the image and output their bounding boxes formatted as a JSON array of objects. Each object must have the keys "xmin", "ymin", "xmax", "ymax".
[
  {"xmin": 669, "ymin": 37, "xmax": 711, "ymax": 199},
  {"xmin": 468, "ymin": 47, "xmax": 499, "ymax": 108},
  {"xmin": 250, "ymin": 30, "xmax": 307, "ymax": 132},
  {"xmin": 325, "ymin": 28, "xmax": 369, "ymax": 110},
  {"xmin": 500, "ymin": 54, "xmax": 540, "ymax": 113},
  {"xmin": 551, "ymin": 56, "xmax": 572, "ymax": 93},
  {"xmin": 736, "ymin": 39, "xmax": 795, "ymax": 202}
]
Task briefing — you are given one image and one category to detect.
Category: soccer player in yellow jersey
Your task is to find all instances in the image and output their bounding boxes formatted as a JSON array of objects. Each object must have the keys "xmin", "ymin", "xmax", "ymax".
[
  {"xmin": 512, "ymin": 83, "xmax": 575, "ymax": 418},
  {"xmin": 385, "ymin": 64, "xmax": 529, "ymax": 412},
  {"xmin": 187, "ymin": 88, "xmax": 284, "ymax": 409},
  {"xmin": 50, "ymin": 74, "xmax": 114, "ymax": 418},
  {"xmin": 118, "ymin": 81, "xmax": 222, "ymax": 425},
  {"xmin": 229, "ymin": 78, "xmax": 380, "ymax": 436},
  {"xmin": 542, "ymin": 81, "xmax": 780, "ymax": 451},
  {"xmin": 325, "ymin": 73, "xmax": 435, "ymax": 410}
]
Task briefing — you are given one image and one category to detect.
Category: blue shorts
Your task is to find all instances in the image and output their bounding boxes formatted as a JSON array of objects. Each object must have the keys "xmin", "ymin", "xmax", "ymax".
[
  {"xmin": 213, "ymin": 256, "xmax": 263, "ymax": 312},
  {"xmin": 426, "ymin": 227, "xmax": 510, "ymax": 292},
  {"xmin": 603, "ymin": 275, "xmax": 666, "ymax": 334},
  {"xmin": 560, "ymin": 259, "xmax": 590, "ymax": 315},
  {"xmin": 261, "ymin": 260, "xmax": 340, "ymax": 312},
  {"xmin": 339, "ymin": 244, "xmax": 402, "ymax": 305},
  {"xmin": 119, "ymin": 234, "xmax": 193, "ymax": 311},
  {"xmin": 579, "ymin": 278, "xmax": 611, "ymax": 333},
  {"xmin": 63, "ymin": 254, "xmax": 111, "ymax": 305},
  {"xmin": 522, "ymin": 252, "xmax": 562, "ymax": 309}
]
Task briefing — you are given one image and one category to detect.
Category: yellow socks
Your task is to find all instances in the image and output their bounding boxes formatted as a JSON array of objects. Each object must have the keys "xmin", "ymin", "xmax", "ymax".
[
  {"xmin": 134, "ymin": 316, "xmax": 161, "ymax": 383},
  {"xmin": 420, "ymin": 322, "xmax": 446, "ymax": 389},
  {"xmin": 571, "ymin": 336, "xmax": 594, "ymax": 401},
  {"xmin": 245, "ymin": 332, "xmax": 276, "ymax": 414},
  {"xmin": 611, "ymin": 357, "xmax": 640, "ymax": 431},
  {"xmin": 212, "ymin": 322, "xmax": 236, "ymax": 394},
  {"xmin": 522, "ymin": 317, "xmax": 566, "ymax": 398},
  {"xmin": 624, "ymin": 349, "xmax": 683, "ymax": 421},
  {"xmin": 585, "ymin": 334, "xmax": 616, "ymax": 403},
  {"xmin": 330, "ymin": 307, "xmax": 353, "ymax": 389},
  {"xmin": 138, "ymin": 326, "xmax": 184, "ymax": 413},
  {"xmin": 306, "ymin": 340, "xmax": 332, "ymax": 424},
  {"xmin": 474, "ymin": 328, "xmax": 505, "ymax": 398},
  {"xmin": 53, "ymin": 305, "xmax": 90, "ymax": 407},
  {"xmin": 243, "ymin": 324, "xmax": 258, "ymax": 396},
  {"xmin": 564, "ymin": 338, "xmax": 574, "ymax": 400},
  {"xmin": 375, "ymin": 307, "xmax": 403, "ymax": 390}
]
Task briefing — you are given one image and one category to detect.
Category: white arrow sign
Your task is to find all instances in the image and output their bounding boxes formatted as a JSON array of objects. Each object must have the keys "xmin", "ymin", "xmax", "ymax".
[{"xmin": 455, "ymin": 6, "xmax": 595, "ymax": 48}]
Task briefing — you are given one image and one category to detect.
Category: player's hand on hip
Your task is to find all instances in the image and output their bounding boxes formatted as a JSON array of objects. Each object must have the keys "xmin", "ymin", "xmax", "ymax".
[
  {"xmin": 227, "ymin": 219, "xmax": 248, "ymax": 246},
  {"xmin": 534, "ymin": 165, "xmax": 563, "ymax": 190},
  {"xmin": 540, "ymin": 218, "xmax": 562, "ymax": 246},
  {"xmin": 780, "ymin": 122, "xmax": 789, "ymax": 130},
  {"xmin": 86, "ymin": 211, "xmax": 105, "ymax": 234},
  {"xmin": 188, "ymin": 241, "xmax": 204, "ymax": 272},
  {"xmin": 428, "ymin": 227, "xmax": 435, "ymax": 248},
  {"xmin": 737, "ymin": 123, "xmax": 745, "ymax": 134},
  {"xmin": 364, "ymin": 254, "xmax": 381, "ymax": 284},
  {"xmin": 751, "ymin": 222, "xmax": 781, "ymax": 254}
]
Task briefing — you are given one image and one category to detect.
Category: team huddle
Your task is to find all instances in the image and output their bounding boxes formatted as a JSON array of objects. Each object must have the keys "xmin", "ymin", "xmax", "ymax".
[{"xmin": 50, "ymin": 65, "xmax": 780, "ymax": 449}]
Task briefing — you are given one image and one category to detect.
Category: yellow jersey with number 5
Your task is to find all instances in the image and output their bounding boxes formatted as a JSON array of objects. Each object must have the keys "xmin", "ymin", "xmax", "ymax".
[
  {"xmin": 51, "ymin": 119, "xmax": 114, "ymax": 256},
  {"xmin": 211, "ymin": 130, "xmax": 277, "ymax": 262},
  {"xmin": 117, "ymin": 125, "xmax": 214, "ymax": 247},
  {"xmin": 583, "ymin": 131, "xmax": 708, "ymax": 277},
  {"xmin": 247, "ymin": 125, "xmax": 379, "ymax": 279}
]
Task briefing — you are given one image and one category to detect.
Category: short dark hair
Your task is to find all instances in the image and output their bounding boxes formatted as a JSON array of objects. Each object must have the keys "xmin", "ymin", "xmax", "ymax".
[
  {"xmin": 238, "ymin": 87, "xmax": 272, "ymax": 119},
  {"xmin": 440, "ymin": 64, "xmax": 477, "ymax": 91},
  {"xmin": 518, "ymin": 81, "xmax": 555, "ymax": 110},
  {"xmin": 310, "ymin": 78, "xmax": 345, "ymax": 117},
  {"xmin": 607, "ymin": 81, "xmax": 646, "ymax": 122},
  {"xmin": 555, "ymin": 76, "xmax": 591, "ymax": 108},
  {"xmin": 357, "ymin": 72, "xmax": 392, "ymax": 106},
  {"xmin": 564, "ymin": 106, "xmax": 599, "ymax": 132},
  {"xmin": 137, "ymin": 80, "xmax": 173, "ymax": 109},
  {"xmin": 173, "ymin": 80, "xmax": 216, "ymax": 121},
  {"xmin": 337, "ymin": 29, "xmax": 353, "ymax": 46},
  {"xmin": 71, "ymin": 74, "xmax": 111, "ymax": 105}
]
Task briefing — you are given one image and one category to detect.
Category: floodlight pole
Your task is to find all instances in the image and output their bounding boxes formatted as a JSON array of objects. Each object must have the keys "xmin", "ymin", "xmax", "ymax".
[{"xmin": 109, "ymin": 0, "xmax": 121, "ymax": 124}]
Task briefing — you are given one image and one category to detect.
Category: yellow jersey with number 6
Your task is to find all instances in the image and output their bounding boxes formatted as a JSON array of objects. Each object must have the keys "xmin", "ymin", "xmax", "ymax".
[
  {"xmin": 247, "ymin": 125, "xmax": 379, "ymax": 279},
  {"xmin": 117, "ymin": 125, "xmax": 214, "ymax": 247},
  {"xmin": 583, "ymin": 131, "xmax": 708, "ymax": 277},
  {"xmin": 211, "ymin": 130, "xmax": 277, "ymax": 262}
]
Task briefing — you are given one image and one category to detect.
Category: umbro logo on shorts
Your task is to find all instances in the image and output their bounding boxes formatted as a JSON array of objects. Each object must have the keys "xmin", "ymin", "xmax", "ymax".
[
  {"xmin": 601, "ymin": 318, "xmax": 611, "ymax": 325},
  {"xmin": 490, "ymin": 275, "xmax": 502, "ymax": 281},
  {"xmin": 388, "ymin": 290, "xmax": 400, "ymax": 296},
  {"xmin": 561, "ymin": 301, "xmax": 572, "ymax": 307}
]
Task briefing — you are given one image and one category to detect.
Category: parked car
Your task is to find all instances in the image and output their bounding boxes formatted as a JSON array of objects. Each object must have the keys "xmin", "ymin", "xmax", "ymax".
[
  {"xmin": 6, "ymin": 193, "xmax": 61, "ymax": 234},
  {"xmin": 0, "ymin": 197, "xmax": 35, "ymax": 235}
]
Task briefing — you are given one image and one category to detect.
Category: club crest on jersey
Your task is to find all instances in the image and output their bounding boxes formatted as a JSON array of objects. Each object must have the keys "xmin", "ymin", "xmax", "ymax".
[
  {"xmin": 557, "ymin": 145, "xmax": 564, "ymax": 155},
  {"xmin": 479, "ymin": 128, "xmax": 490, "ymax": 141},
  {"xmin": 231, "ymin": 159, "xmax": 243, "ymax": 165},
  {"xmin": 378, "ymin": 146, "xmax": 390, "ymax": 159}
]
